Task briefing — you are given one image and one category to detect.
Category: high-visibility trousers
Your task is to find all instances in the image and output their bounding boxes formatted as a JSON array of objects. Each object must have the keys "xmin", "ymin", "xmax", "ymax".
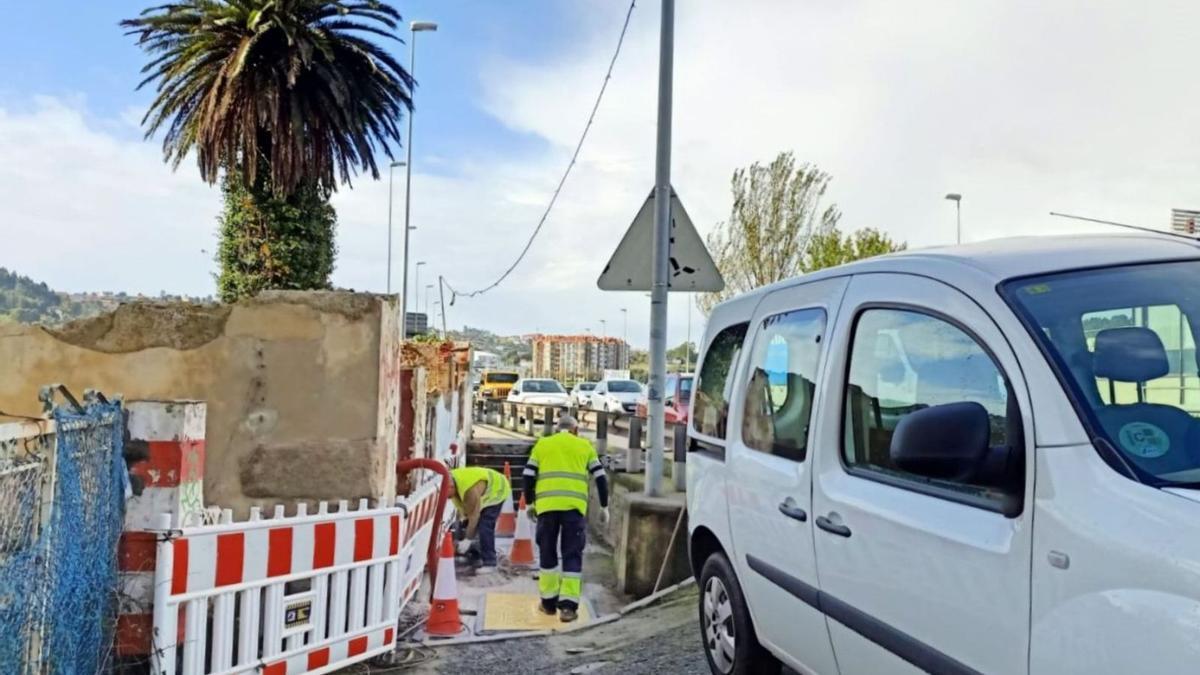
[{"xmin": 535, "ymin": 509, "xmax": 586, "ymax": 610}]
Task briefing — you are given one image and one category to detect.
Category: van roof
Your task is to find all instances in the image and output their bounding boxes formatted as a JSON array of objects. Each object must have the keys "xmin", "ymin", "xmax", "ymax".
[{"xmin": 723, "ymin": 233, "xmax": 1200, "ymax": 309}]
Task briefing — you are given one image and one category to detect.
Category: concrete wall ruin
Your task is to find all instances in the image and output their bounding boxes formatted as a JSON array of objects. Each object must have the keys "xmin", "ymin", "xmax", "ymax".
[{"xmin": 0, "ymin": 291, "xmax": 400, "ymax": 514}]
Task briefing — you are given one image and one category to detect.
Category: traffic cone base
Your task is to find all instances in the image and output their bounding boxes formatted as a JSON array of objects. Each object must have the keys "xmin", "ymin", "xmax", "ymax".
[
  {"xmin": 509, "ymin": 494, "xmax": 536, "ymax": 567},
  {"xmin": 426, "ymin": 532, "xmax": 463, "ymax": 636},
  {"xmin": 497, "ymin": 462, "xmax": 517, "ymax": 536}
]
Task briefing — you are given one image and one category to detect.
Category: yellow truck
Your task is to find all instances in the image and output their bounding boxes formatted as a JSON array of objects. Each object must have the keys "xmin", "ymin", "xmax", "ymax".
[{"xmin": 478, "ymin": 370, "xmax": 520, "ymax": 399}]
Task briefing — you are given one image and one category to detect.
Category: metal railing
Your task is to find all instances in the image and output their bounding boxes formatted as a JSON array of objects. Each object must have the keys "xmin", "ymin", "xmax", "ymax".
[{"xmin": 472, "ymin": 399, "xmax": 687, "ymax": 491}]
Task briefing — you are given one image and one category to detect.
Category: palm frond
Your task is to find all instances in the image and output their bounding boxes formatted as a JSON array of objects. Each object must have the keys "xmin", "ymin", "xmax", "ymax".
[{"xmin": 123, "ymin": 0, "xmax": 413, "ymax": 195}]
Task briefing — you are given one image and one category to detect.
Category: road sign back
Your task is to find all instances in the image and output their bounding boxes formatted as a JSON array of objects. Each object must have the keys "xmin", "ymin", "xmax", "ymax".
[{"xmin": 597, "ymin": 187, "xmax": 725, "ymax": 292}]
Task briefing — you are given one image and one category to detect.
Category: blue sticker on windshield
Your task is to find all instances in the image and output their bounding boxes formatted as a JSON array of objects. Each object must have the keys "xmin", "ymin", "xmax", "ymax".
[{"xmin": 1118, "ymin": 422, "xmax": 1170, "ymax": 458}]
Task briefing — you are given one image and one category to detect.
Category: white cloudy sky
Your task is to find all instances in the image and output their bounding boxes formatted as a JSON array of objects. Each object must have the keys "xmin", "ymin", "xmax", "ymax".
[{"xmin": 2, "ymin": 1, "xmax": 1199, "ymax": 349}]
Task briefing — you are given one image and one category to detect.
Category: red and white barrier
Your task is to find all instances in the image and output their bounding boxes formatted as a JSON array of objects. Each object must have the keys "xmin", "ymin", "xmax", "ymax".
[
  {"xmin": 118, "ymin": 400, "xmax": 207, "ymax": 658},
  {"xmin": 150, "ymin": 479, "xmax": 443, "ymax": 675}
]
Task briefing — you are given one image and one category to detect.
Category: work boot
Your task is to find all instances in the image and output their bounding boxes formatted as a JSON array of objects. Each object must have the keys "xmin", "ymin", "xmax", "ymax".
[
  {"xmin": 537, "ymin": 601, "xmax": 557, "ymax": 616},
  {"xmin": 559, "ymin": 607, "xmax": 578, "ymax": 623},
  {"xmin": 477, "ymin": 565, "xmax": 497, "ymax": 575}
]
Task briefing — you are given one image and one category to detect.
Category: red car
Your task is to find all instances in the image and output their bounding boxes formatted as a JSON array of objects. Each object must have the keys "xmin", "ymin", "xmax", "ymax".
[{"xmin": 636, "ymin": 372, "xmax": 694, "ymax": 424}]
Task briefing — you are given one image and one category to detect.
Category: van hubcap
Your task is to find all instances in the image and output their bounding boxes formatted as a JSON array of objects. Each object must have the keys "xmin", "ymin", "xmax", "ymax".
[{"xmin": 703, "ymin": 577, "xmax": 736, "ymax": 673}]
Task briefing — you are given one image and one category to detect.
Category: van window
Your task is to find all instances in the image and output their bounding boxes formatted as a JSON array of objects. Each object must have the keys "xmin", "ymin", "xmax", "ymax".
[
  {"xmin": 1003, "ymin": 261, "xmax": 1200, "ymax": 486},
  {"xmin": 693, "ymin": 323, "xmax": 749, "ymax": 440},
  {"xmin": 843, "ymin": 309, "xmax": 1022, "ymax": 501},
  {"xmin": 1083, "ymin": 305, "xmax": 1198, "ymax": 410},
  {"xmin": 742, "ymin": 309, "xmax": 826, "ymax": 461}
]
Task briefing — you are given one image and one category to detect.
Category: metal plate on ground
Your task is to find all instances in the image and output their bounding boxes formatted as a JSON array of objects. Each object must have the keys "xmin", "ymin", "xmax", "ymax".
[{"xmin": 479, "ymin": 592, "xmax": 594, "ymax": 632}]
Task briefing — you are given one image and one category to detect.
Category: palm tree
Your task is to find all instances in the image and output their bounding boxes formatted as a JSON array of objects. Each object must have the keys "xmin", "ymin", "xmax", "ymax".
[{"xmin": 123, "ymin": 0, "xmax": 414, "ymax": 300}]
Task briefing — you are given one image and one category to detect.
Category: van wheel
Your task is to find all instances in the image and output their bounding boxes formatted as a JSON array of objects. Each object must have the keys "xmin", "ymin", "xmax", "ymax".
[{"xmin": 699, "ymin": 553, "xmax": 780, "ymax": 675}]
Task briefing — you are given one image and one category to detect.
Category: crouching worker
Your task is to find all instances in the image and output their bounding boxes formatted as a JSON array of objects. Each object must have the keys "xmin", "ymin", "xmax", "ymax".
[
  {"xmin": 449, "ymin": 466, "xmax": 512, "ymax": 574},
  {"xmin": 524, "ymin": 415, "xmax": 609, "ymax": 622}
]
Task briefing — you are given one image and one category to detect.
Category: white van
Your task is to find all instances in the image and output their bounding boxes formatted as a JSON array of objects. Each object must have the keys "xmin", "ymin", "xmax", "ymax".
[{"xmin": 686, "ymin": 235, "xmax": 1200, "ymax": 675}]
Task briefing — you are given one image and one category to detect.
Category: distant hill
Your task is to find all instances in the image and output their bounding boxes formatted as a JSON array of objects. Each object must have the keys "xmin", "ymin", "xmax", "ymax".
[
  {"xmin": 446, "ymin": 325, "xmax": 531, "ymax": 365},
  {"xmin": 0, "ymin": 268, "xmax": 212, "ymax": 326}
]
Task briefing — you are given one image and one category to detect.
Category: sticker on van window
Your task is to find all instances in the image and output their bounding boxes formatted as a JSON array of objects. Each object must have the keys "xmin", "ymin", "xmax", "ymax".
[
  {"xmin": 1118, "ymin": 422, "xmax": 1170, "ymax": 458},
  {"xmin": 1024, "ymin": 283, "xmax": 1052, "ymax": 295}
]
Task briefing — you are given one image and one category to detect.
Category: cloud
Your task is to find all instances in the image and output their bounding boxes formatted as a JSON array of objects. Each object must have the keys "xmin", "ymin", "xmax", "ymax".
[{"xmin": 4, "ymin": 1, "xmax": 1200, "ymax": 352}]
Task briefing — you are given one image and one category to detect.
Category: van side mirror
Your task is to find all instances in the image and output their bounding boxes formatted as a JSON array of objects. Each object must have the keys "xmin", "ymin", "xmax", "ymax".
[
  {"xmin": 890, "ymin": 402, "xmax": 989, "ymax": 483},
  {"xmin": 665, "ymin": 396, "xmax": 675, "ymax": 408}
]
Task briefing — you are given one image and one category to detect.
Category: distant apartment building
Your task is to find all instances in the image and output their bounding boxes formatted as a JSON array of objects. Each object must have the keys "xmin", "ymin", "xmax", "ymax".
[{"xmin": 529, "ymin": 334, "xmax": 630, "ymax": 381}]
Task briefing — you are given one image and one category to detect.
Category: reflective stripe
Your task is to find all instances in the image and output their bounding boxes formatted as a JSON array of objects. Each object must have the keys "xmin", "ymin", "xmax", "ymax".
[
  {"xmin": 587, "ymin": 461, "xmax": 602, "ymax": 471},
  {"xmin": 589, "ymin": 467, "xmax": 605, "ymax": 476},
  {"xmin": 537, "ymin": 471, "xmax": 588, "ymax": 482},
  {"xmin": 527, "ymin": 458, "xmax": 540, "ymax": 466},
  {"xmin": 537, "ymin": 489, "xmax": 589, "ymax": 500},
  {"xmin": 563, "ymin": 571, "xmax": 582, "ymax": 579},
  {"xmin": 539, "ymin": 569, "xmax": 562, "ymax": 599},
  {"xmin": 522, "ymin": 468, "xmax": 537, "ymax": 477}
]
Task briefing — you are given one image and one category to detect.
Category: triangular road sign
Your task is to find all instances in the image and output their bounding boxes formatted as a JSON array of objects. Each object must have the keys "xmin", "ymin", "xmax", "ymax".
[{"xmin": 597, "ymin": 187, "xmax": 725, "ymax": 292}]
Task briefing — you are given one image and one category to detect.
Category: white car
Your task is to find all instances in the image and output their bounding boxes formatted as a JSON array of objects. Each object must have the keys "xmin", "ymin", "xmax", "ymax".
[
  {"xmin": 592, "ymin": 378, "xmax": 644, "ymax": 415},
  {"xmin": 506, "ymin": 378, "xmax": 570, "ymax": 409},
  {"xmin": 688, "ymin": 234, "xmax": 1200, "ymax": 675},
  {"xmin": 570, "ymin": 381, "xmax": 598, "ymax": 408}
]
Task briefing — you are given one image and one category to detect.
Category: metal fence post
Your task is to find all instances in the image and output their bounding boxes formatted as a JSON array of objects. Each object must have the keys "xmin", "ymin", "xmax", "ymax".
[
  {"xmin": 542, "ymin": 406, "xmax": 554, "ymax": 436},
  {"xmin": 627, "ymin": 416, "xmax": 644, "ymax": 474},
  {"xmin": 596, "ymin": 411, "xmax": 608, "ymax": 456},
  {"xmin": 672, "ymin": 422, "xmax": 687, "ymax": 492},
  {"xmin": 525, "ymin": 406, "xmax": 535, "ymax": 437}
]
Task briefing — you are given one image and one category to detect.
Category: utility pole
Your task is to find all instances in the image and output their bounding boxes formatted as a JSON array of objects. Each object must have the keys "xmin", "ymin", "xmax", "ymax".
[
  {"xmin": 437, "ymin": 275, "xmax": 448, "ymax": 338},
  {"xmin": 646, "ymin": 0, "xmax": 674, "ymax": 498}
]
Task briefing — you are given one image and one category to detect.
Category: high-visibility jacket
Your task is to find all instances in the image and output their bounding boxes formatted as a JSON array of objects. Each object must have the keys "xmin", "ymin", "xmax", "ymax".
[
  {"xmin": 525, "ymin": 432, "xmax": 603, "ymax": 515},
  {"xmin": 450, "ymin": 466, "xmax": 511, "ymax": 512}
]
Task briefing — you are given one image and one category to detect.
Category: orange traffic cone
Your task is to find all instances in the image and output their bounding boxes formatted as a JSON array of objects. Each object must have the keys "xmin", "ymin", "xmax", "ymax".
[
  {"xmin": 509, "ymin": 494, "xmax": 536, "ymax": 567},
  {"xmin": 426, "ymin": 532, "xmax": 462, "ymax": 636},
  {"xmin": 496, "ymin": 462, "xmax": 516, "ymax": 536}
]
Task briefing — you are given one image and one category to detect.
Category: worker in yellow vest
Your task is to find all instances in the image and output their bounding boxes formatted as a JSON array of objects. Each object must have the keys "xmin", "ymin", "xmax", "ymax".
[
  {"xmin": 523, "ymin": 414, "xmax": 609, "ymax": 622},
  {"xmin": 450, "ymin": 466, "xmax": 511, "ymax": 574}
]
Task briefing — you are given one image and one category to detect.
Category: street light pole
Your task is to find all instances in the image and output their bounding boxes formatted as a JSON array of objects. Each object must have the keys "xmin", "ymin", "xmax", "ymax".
[
  {"xmin": 646, "ymin": 0, "xmax": 674, "ymax": 497},
  {"xmin": 399, "ymin": 19, "xmax": 437, "ymax": 347},
  {"xmin": 414, "ymin": 261, "xmax": 426, "ymax": 319},
  {"xmin": 620, "ymin": 308, "xmax": 628, "ymax": 369},
  {"xmin": 385, "ymin": 161, "xmax": 406, "ymax": 293},
  {"xmin": 945, "ymin": 193, "xmax": 962, "ymax": 244}
]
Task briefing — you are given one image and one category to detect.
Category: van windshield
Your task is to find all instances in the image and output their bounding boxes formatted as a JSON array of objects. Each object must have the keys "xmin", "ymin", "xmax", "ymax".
[
  {"xmin": 522, "ymin": 380, "xmax": 564, "ymax": 393},
  {"xmin": 1004, "ymin": 260, "xmax": 1200, "ymax": 485},
  {"xmin": 485, "ymin": 373, "xmax": 519, "ymax": 384}
]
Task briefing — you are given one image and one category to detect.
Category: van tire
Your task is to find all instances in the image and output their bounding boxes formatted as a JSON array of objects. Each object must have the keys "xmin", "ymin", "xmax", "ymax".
[{"xmin": 698, "ymin": 552, "xmax": 781, "ymax": 675}]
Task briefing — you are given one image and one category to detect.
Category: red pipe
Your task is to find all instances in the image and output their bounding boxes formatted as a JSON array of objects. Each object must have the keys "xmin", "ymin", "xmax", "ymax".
[{"xmin": 396, "ymin": 458, "xmax": 453, "ymax": 592}]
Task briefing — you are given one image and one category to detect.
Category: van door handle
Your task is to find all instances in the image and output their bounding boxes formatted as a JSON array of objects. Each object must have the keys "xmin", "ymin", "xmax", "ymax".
[
  {"xmin": 816, "ymin": 514, "xmax": 852, "ymax": 538},
  {"xmin": 777, "ymin": 498, "xmax": 807, "ymax": 522}
]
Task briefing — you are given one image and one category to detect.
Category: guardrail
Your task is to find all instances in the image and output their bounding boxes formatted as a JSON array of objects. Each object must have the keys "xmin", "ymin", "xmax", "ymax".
[{"xmin": 472, "ymin": 399, "xmax": 687, "ymax": 491}]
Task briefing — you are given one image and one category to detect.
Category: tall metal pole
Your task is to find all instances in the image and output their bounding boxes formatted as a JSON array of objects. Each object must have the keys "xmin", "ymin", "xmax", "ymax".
[
  {"xmin": 400, "ymin": 21, "xmax": 436, "ymax": 341},
  {"xmin": 646, "ymin": 0, "xmax": 674, "ymax": 498},
  {"xmin": 438, "ymin": 276, "xmax": 448, "ymax": 337},
  {"xmin": 399, "ymin": 30, "xmax": 418, "ymax": 347},
  {"xmin": 956, "ymin": 200, "xmax": 961, "ymax": 244},
  {"xmin": 414, "ymin": 261, "xmax": 426, "ymax": 320},
  {"xmin": 386, "ymin": 163, "xmax": 396, "ymax": 293}
]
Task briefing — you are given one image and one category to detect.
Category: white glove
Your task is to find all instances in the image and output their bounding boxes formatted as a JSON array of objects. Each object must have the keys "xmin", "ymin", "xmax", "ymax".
[
  {"xmin": 456, "ymin": 539, "xmax": 474, "ymax": 555},
  {"xmin": 600, "ymin": 507, "xmax": 611, "ymax": 526}
]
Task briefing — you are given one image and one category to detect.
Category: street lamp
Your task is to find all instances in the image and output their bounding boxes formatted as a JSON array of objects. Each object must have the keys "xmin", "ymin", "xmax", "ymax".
[
  {"xmin": 399, "ymin": 19, "xmax": 438, "ymax": 347},
  {"xmin": 385, "ymin": 160, "xmax": 406, "ymax": 293},
  {"xmin": 945, "ymin": 193, "xmax": 962, "ymax": 244},
  {"xmin": 413, "ymin": 261, "xmax": 426, "ymax": 315}
]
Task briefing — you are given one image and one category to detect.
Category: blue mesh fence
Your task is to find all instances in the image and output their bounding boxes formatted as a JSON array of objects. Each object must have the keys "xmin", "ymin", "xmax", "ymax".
[{"xmin": 0, "ymin": 397, "xmax": 126, "ymax": 674}]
